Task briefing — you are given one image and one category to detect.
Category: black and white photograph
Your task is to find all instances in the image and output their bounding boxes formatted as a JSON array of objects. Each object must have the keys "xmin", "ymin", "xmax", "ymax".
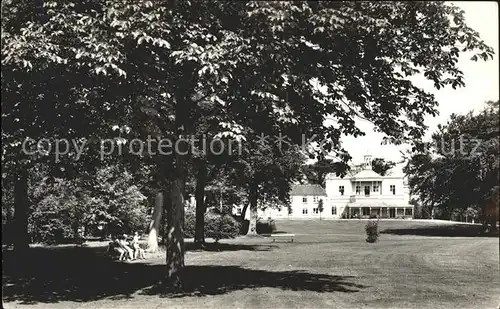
[{"xmin": 1, "ymin": 1, "xmax": 499, "ymax": 308}]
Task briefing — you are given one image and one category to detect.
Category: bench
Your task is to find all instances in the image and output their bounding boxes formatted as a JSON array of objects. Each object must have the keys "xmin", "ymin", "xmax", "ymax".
[{"xmin": 270, "ymin": 233, "xmax": 295, "ymax": 242}]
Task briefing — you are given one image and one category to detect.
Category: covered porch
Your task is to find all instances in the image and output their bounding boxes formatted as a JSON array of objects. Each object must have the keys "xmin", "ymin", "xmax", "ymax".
[{"xmin": 344, "ymin": 202, "xmax": 413, "ymax": 219}]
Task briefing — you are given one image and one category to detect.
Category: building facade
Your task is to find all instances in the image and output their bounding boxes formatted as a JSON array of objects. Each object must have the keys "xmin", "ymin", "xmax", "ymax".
[
  {"xmin": 257, "ymin": 184, "xmax": 327, "ymax": 219},
  {"xmin": 255, "ymin": 154, "xmax": 413, "ymax": 220},
  {"xmin": 325, "ymin": 155, "xmax": 413, "ymax": 219}
]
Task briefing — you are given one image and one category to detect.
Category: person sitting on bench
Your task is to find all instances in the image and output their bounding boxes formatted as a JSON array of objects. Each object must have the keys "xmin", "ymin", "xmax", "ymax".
[
  {"xmin": 108, "ymin": 236, "xmax": 126, "ymax": 261},
  {"xmin": 131, "ymin": 231, "xmax": 146, "ymax": 260},
  {"xmin": 119, "ymin": 234, "xmax": 134, "ymax": 261}
]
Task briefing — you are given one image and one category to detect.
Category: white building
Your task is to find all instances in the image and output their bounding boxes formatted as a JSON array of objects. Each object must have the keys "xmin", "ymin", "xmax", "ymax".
[
  {"xmin": 258, "ymin": 184, "xmax": 327, "ymax": 219},
  {"xmin": 255, "ymin": 154, "xmax": 413, "ymax": 220},
  {"xmin": 325, "ymin": 155, "xmax": 413, "ymax": 219}
]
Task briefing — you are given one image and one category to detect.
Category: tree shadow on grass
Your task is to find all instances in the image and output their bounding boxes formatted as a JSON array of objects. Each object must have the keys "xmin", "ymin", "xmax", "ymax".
[
  {"xmin": 184, "ymin": 242, "xmax": 277, "ymax": 252},
  {"xmin": 143, "ymin": 266, "xmax": 366, "ymax": 298},
  {"xmin": 2, "ymin": 245, "xmax": 365, "ymax": 305},
  {"xmin": 380, "ymin": 223, "xmax": 497, "ymax": 237}
]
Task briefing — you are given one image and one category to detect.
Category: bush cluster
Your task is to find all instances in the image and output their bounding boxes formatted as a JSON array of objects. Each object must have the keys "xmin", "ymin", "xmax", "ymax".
[
  {"xmin": 239, "ymin": 218, "xmax": 277, "ymax": 234},
  {"xmin": 206, "ymin": 213, "xmax": 240, "ymax": 242},
  {"xmin": 365, "ymin": 220, "xmax": 379, "ymax": 243},
  {"xmin": 184, "ymin": 211, "xmax": 240, "ymax": 242},
  {"xmin": 28, "ymin": 218, "xmax": 74, "ymax": 244},
  {"xmin": 257, "ymin": 219, "xmax": 277, "ymax": 234}
]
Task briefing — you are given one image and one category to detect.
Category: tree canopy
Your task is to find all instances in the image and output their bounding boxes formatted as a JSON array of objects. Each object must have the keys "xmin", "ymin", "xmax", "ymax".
[{"xmin": 405, "ymin": 101, "xmax": 499, "ymax": 223}]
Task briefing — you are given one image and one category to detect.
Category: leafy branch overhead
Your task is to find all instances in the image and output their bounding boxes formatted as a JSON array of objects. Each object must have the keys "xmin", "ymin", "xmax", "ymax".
[{"xmin": 2, "ymin": 2, "xmax": 494, "ymax": 163}]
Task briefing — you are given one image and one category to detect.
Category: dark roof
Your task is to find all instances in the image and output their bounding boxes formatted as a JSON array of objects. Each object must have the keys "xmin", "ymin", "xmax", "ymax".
[{"xmin": 290, "ymin": 184, "xmax": 327, "ymax": 196}]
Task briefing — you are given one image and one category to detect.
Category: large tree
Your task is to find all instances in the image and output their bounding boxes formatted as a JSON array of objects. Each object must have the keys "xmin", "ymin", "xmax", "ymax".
[
  {"xmin": 237, "ymin": 140, "xmax": 306, "ymax": 235},
  {"xmin": 405, "ymin": 101, "xmax": 499, "ymax": 230},
  {"xmin": 2, "ymin": 1, "xmax": 494, "ymax": 286}
]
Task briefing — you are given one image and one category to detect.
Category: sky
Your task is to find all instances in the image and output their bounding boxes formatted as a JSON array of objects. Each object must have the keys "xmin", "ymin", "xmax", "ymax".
[{"xmin": 339, "ymin": 1, "xmax": 499, "ymax": 164}]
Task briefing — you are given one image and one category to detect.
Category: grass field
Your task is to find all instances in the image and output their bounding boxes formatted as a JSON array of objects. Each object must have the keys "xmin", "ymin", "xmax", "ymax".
[{"xmin": 3, "ymin": 219, "xmax": 499, "ymax": 309}]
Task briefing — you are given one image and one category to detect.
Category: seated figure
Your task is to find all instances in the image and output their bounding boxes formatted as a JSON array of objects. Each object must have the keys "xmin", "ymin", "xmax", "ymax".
[
  {"xmin": 118, "ymin": 235, "xmax": 134, "ymax": 261},
  {"xmin": 131, "ymin": 232, "xmax": 146, "ymax": 259},
  {"xmin": 108, "ymin": 237, "xmax": 126, "ymax": 261}
]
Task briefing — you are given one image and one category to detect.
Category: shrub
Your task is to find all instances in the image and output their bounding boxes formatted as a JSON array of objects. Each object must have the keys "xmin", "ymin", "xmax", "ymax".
[
  {"xmin": 365, "ymin": 220, "xmax": 379, "ymax": 243},
  {"xmin": 183, "ymin": 211, "xmax": 196, "ymax": 238},
  {"xmin": 28, "ymin": 217, "xmax": 73, "ymax": 244},
  {"xmin": 257, "ymin": 219, "xmax": 276, "ymax": 234},
  {"xmin": 184, "ymin": 211, "xmax": 240, "ymax": 242},
  {"xmin": 239, "ymin": 218, "xmax": 277, "ymax": 234},
  {"xmin": 206, "ymin": 213, "xmax": 240, "ymax": 242}
]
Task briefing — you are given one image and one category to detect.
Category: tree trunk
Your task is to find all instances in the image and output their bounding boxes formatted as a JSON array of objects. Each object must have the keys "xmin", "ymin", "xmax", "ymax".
[
  {"xmin": 194, "ymin": 161, "xmax": 207, "ymax": 247},
  {"xmin": 14, "ymin": 168, "xmax": 29, "ymax": 253},
  {"xmin": 246, "ymin": 180, "xmax": 258, "ymax": 236},
  {"xmin": 240, "ymin": 203, "xmax": 249, "ymax": 221},
  {"xmin": 166, "ymin": 173, "xmax": 185, "ymax": 288},
  {"xmin": 165, "ymin": 97, "xmax": 189, "ymax": 288},
  {"xmin": 163, "ymin": 89, "xmax": 193, "ymax": 288},
  {"xmin": 146, "ymin": 191, "xmax": 163, "ymax": 252}
]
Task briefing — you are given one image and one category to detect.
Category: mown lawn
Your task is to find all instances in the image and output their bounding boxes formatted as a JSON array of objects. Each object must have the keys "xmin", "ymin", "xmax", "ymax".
[{"xmin": 3, "ymin": 219, "xmax": 499, "ymax": 309}]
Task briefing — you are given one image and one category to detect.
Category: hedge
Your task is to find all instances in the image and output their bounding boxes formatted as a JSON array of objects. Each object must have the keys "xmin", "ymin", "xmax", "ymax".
[{"xmin": 184, "ymin": 211, "xmax": 240, "ymax": 242}]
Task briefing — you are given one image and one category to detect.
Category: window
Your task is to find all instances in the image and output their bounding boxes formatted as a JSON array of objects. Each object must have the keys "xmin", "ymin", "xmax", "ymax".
[
  {"xmin": 313, "ymin": 196, "xmax": 318, "ymax": 203},
  {"xmin": 362, "ymin": 207, "xmax": 370, "ymax": 216},
  {"xmin": 373, "ymin": 185, "xmax": 379, "ymax": 192},
  {"xmin": 302, "ymin": 197, "xmax": 308, "ymax": 203},
  {"xmin": 302, "ymin": 208, "xmax": 308, "ymax": 214},
  {"xmin": 405, "ymin": 208, "xmax": 413, "ymax": 216},
  {"xmin": 355, "ymin": 186, "xmax": 361, "ymax": 195},
  {"xmin": 390, "ymin": 185, "xmax": 396, "ymax": 195},
  {"xmin": 332, "ymin": 206, "xmax": 337, "ymax": 215},
  {"xmin": 236, "ymin": 207, "xmax": 242, "ymax": 215},
  {"xmin": 313, "ymin": 208, "xmax": 319, "ymax": 214},
  {"xmin": 339, "ymin": 186, "xmax": 344, "ymax": 196},
  {"xmin": 364, "ymin": 186, "xmax": 370, "ymax": 196}
]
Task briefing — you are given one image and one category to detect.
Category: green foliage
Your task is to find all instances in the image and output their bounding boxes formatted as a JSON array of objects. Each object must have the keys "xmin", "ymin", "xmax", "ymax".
[{"xmin": 365, "ymin": 220, "xmax": 379, "ymax": 243}]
